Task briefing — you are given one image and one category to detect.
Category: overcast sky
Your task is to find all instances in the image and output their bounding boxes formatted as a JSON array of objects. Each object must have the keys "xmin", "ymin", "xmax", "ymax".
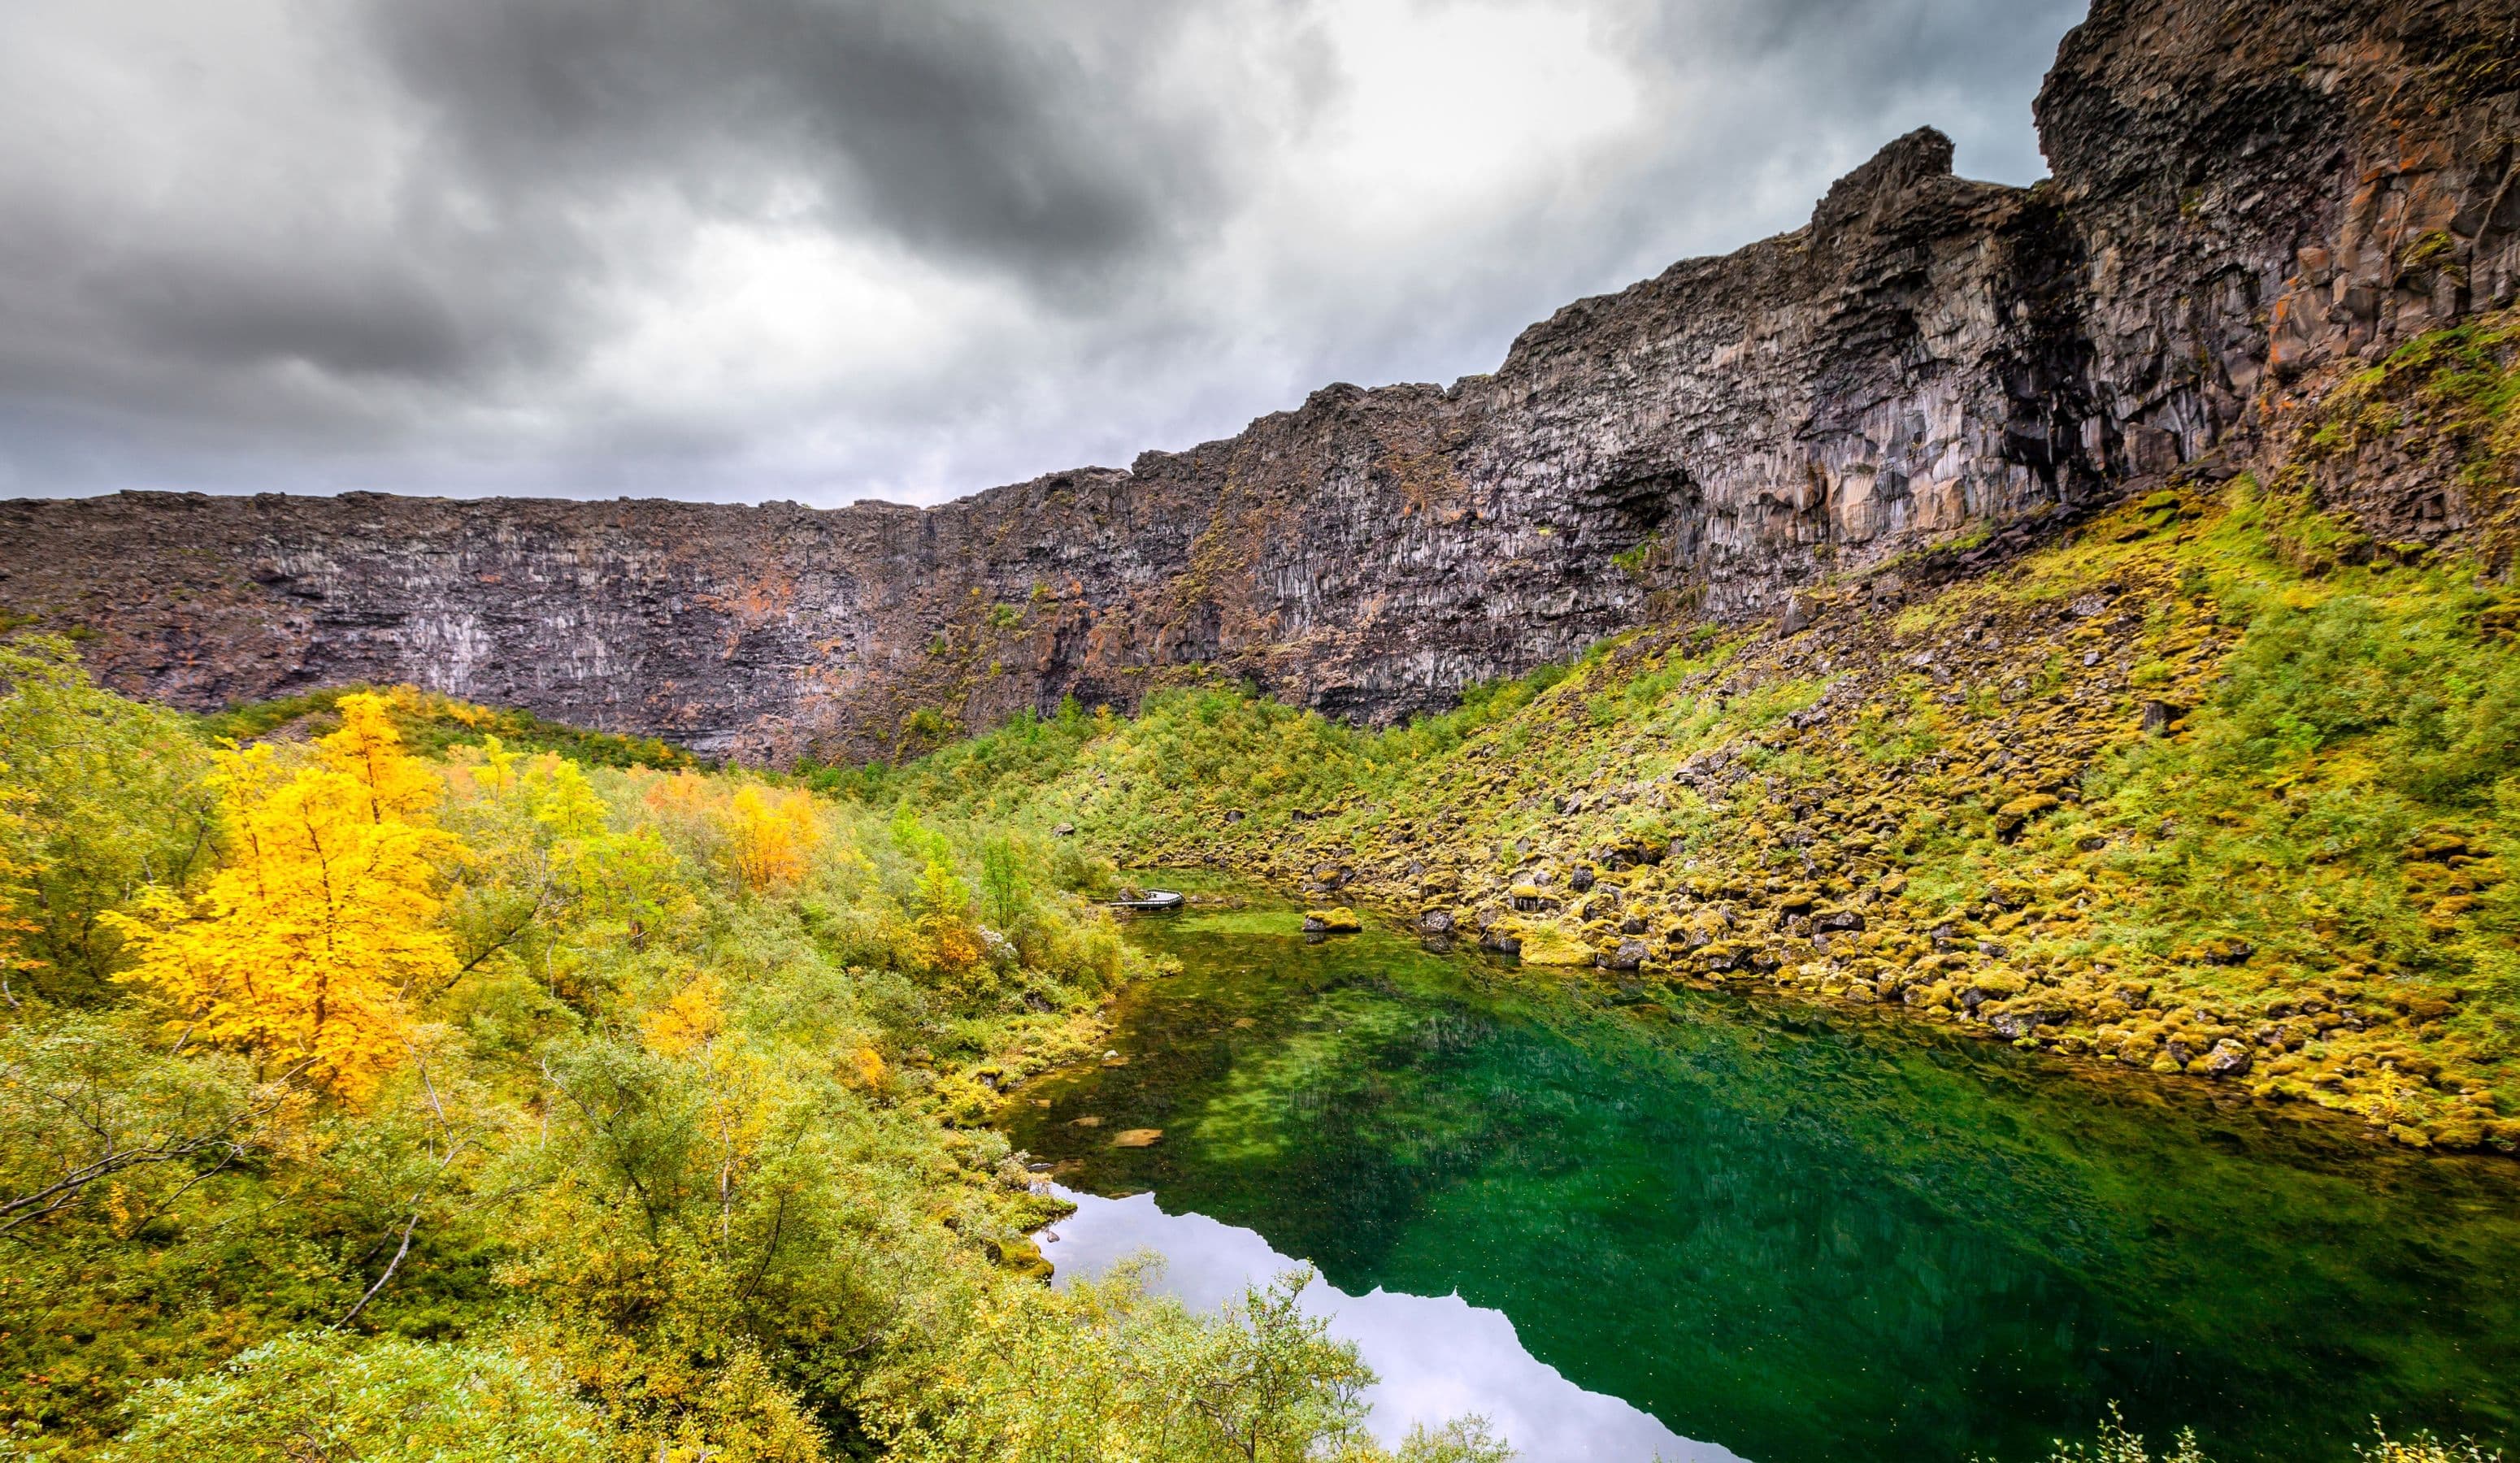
[{"xmin": 0, "ymin": 0, "xmax": 2086, "ymax": 507}]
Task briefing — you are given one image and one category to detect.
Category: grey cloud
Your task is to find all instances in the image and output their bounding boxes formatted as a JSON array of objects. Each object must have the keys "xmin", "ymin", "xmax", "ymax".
[
  {"xmin": 109, "ymin": 246, "xmax": 487, "ymax": 381},
  {"xmin": 1672, "ymin": 0, "xmax": 2089, "ymax": 176},
  {"xmin": 360, "ymin": 0, "xmax": 1278, "ymax": 296},
  {"xmin": 0, "ymin": 0, "xmax": 2089, "ymax": 506}
]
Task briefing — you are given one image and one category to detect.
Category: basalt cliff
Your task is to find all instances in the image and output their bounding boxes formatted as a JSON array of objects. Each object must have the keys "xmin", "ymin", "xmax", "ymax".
[{"xmin": 5, "ymin": 0, "xmax": 2518, "ymax": 760}]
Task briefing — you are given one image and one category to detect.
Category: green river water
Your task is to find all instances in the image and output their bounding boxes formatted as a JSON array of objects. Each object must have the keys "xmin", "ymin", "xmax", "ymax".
[{"xmin": 1001, "ymin": 877, "xmax": 2519, "ymax": 1463}]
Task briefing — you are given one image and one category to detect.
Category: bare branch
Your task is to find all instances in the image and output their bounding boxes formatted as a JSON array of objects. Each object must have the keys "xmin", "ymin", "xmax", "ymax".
[{"xmin": 334, "ymin": 1207, "xmax": 419, "ymax": 1329}]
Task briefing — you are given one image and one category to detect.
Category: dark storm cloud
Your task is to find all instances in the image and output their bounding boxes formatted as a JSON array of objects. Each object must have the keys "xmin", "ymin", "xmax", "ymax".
[
  {"xmin": 110, "ymin": 245, "xmax": 489, "ymax": 380},
  {"xmin": 359, "ymin": 0, "xmax": 1253, "ymax": 293},
  {"xmin": 0, "ymin": 0, "xmax": 2088, "ymax": 505}
]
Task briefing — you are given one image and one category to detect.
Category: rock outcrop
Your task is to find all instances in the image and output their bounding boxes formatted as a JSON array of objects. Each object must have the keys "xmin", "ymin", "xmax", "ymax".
[{"xmin": 3, "ymin": 0, "xmax": 2516, "ymax": 759}]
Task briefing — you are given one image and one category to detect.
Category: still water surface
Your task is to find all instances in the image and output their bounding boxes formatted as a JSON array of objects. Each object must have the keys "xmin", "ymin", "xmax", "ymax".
[{"xmin": 1003, "ymin": 879, "xmax": 2520, "ymax": 1463}]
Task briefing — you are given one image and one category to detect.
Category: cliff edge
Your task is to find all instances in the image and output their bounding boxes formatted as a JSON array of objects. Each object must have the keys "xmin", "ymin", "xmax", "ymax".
[{"xmin": 3, "ymin": 0, "xmax": 2515, "ymax": 759}]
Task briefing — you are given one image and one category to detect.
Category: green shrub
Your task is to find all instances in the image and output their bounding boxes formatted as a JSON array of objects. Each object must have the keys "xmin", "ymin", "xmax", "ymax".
[
  {"xmin": 107, "ymin": 1333, "xmax": 607, "ymax": 1461},
  {"xmin": 0, "ymin": 636, "xmax": 217, "ymax": 1000}
]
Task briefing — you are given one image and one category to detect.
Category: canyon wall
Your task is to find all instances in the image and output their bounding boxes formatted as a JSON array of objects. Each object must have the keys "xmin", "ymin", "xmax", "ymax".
[{"xmin": 3, "ymin": 0, "xmax": 2516, "ymax": 760}]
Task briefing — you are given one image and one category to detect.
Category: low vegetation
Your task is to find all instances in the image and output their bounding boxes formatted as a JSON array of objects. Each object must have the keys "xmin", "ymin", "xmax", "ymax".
[
  {"xmin": 2027, "ymin": 1411, "xmax": 2500, "ymax": 1463},
  {"xmin": 0, "ymin": 639, "xmax": 1501, "ymax": 1461}
]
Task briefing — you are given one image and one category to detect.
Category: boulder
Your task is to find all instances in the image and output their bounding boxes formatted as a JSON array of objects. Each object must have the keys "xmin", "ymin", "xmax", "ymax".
[
  {"xmin": 1988, "ymin": 1009, "xmax": 2053, "ymax": 1040},
  {"xmin": 2199, "ymin": 1040, "xmax": 2254, "ymax": 1078}
]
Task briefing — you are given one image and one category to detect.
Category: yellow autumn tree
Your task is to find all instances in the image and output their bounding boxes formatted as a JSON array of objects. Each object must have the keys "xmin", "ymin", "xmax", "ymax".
[
  {"xmin": 724, "ymin": 785, "xmax": 823, "ymax": 893},
  {"xmin": 641, "ymin": 971, "xmax": 726, "ymax": 1058},
  {"xmin": 111, "ymin": 693, "xmax": 459, "ymax": 1100}
]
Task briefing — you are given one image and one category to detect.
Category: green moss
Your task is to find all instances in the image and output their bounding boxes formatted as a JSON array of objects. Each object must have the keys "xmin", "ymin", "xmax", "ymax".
[{"xmin": 2400, "ymin": 229, "xmax": 2458, "ymax": 272}]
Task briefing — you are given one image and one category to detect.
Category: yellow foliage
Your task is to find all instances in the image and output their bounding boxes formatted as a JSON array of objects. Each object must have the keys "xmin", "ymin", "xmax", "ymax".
[
  {"xmin": 109, "ymin": 692, "xmax": 459, "ymax": 1099},
  {"xmin": 929, "ymin": 923, "xmax": 984, "ymax": 973},
  {"xmin": 642, "ymin": 973, "xmax": 727, "ymax": 1058},
  {"xmin": 0, "ymin": 779, "xmax": 35, "ymax": 975},
  {"xmin": 325, "ymin": 691, "xmax": 446, "ymax": 825},
  {"xmin": 640, "ymin": 767, "xmax": 717, "ymax": 821},
  {"xmin": 628, "ymin": 772, "xmax": 827, "ymax": 894},
  {"xmin": 725, "ymin": 785, "xmax": 823, "ymax": 893}
]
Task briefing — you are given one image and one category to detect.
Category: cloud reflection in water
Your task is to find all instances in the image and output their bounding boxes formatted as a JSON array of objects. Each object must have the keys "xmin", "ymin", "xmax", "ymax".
[{"xmin": 1039, "ymin": 1185, "xmax": 1737, "ymax": 1463}]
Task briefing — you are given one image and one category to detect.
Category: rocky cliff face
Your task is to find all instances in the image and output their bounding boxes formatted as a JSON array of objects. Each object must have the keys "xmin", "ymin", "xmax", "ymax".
[
  {"xmin": 4, "ymin": 0, "xmax": 2516, "ymax": 761},
  {"xmin": 2043, "ymin": 0, "xmax": 2520, "ymax": 493}
]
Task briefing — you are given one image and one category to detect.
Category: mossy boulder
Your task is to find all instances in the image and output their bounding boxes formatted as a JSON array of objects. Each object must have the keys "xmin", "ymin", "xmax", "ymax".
[
  {"xmin": 988, "ymin": 1236, "xmax": 1054, "ymax": 1281},
  {"xmin": 1993, "ymin": 793, "xmax": 2060, "ymax": 837}
]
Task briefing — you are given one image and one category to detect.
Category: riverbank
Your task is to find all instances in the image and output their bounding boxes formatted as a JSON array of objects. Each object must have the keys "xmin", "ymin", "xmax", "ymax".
[
  {"xmin": 1170, "ymin": 532, "xmax": 2509, "ymax": 1149},
  {"xmin": 841, "ymin": 436, "xmax": 2520, "ymax": 1152}
]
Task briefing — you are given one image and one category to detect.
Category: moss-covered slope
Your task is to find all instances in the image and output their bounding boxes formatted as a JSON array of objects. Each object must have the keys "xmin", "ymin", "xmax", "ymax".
[{"xmin": 844, "ymin": 323, "xmax": 2520, "ymax": 1152}]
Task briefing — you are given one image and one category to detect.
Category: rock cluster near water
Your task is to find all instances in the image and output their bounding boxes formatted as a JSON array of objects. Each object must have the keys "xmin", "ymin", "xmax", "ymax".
[{"xmin": 6, "ymin": 0, "xmax": 2517, "ymax": 759}]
